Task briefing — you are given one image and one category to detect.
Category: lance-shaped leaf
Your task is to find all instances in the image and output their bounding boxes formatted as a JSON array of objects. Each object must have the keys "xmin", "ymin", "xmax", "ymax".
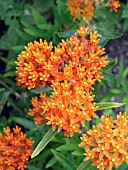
[
  {"xmin": 77, "ymin": 159, "xmax": 92, "ymax": 170},
  {"xmin": 96, "ymin": 102, "xmax": 125, "ymax": 111},
  {"xmin": 31, "ymin": 129, "xmax": 57, "ymax": 158},
  {"xmin": 51, "ymin": 149, "xmax": 76, "ymax": 170},
  {"xmin": 11, "ymin": 116, "xmax": 36, "ymax": 130}
]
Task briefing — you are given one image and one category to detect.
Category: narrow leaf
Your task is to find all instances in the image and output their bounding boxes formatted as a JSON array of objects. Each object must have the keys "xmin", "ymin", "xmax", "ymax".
[
  {"xmin": 51, "ymin": 149, "xmax": 76, "ymax": 170},
  {"xmin": 56, "ymin": 143, "xmax": 78, "ymax": 152},
  {"xmin": 96, "ymin": 102, "xmax": 125, "ymax": 111},
  {"xmin": 77, "ymin": 160, "xmax": 92, "ymax": 170},
  {"xmin": 27, "ymin": 165, "xmax": 42, "ymax": 170},
  {"xmin": 97, "ymin": 29, "xmax": 123, "ymax": 39},
  {"xmin": 11, "ymin": 116, "xmax": 36, "ymax": 129},
  {"xmin": 30, "ymin": 86, "xmax": 51, "ymax": 94},
  {"xmin": 31, "ymin": 129, "xmax": 57, "ymax": 158},
  {"xmin": 45, "ymin": 157, "xmax": 57, "ymax": 168},
  {"xmin": 0, "ymin": 91, "xmax": 11, "ymax": 114}
]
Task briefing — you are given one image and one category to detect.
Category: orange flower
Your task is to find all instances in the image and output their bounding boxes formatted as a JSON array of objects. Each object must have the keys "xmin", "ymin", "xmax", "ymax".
[
  {"xmin": 80, "ymin": 112, "xmax": 128, "ymax": 170},
  {"xmin": 0, "ymin": 126, "xmax": 34, "ymax": 170},
  {"xmin": 67, "ymin": 0, "xmax": 95, "ymax": 21},
  {"xmin": 15, "ymin": 39, "xmax": 60, "ymax": 89},
  {"xmin": 16, "ymin": 25, "xmax": 109, "ymax": 137},
  {"xmin": 16, "ymin": 25, "xmax": 108, "ymax": 91},
  {"xmin": 107, "ymin": 0, "xmax": 120, "ymax": 12},
  {"xmin": 67, "ymin": 0, "xmax": 120, "ymax": 21},
  {"xmin": 56, "ymin": 25, "xmax": 108, "ymax": 90},
  {"xmin": 29, "ymin": 80, "xmax": 98, "ymax": 137}
]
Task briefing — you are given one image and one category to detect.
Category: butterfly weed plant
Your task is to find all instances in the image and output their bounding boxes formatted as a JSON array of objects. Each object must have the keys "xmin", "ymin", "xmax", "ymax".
[{"xmin": 0, "ymin": 0, "xmax": 128, "ymax": 170}]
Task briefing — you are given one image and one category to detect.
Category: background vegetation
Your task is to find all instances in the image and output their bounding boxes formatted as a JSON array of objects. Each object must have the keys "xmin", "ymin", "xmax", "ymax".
[{"xmin": 0, "ymin": 0, "xmax": 128, "ymax": 169}]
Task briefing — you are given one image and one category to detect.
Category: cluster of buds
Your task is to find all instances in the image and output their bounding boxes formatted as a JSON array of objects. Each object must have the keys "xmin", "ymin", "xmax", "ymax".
[
  {"xmin": 16, "ymin": 25, "xmax": 109, "ymax": 137},
  {"xmin": 67, "ymin": 0, "xmax": 120, "ymax": 21},
  {"xmin": 0, "ymin": 126, "xmax": 34, "ymax": 170},
  {"xmin": 80, "ymin": 112, "xmax": 128, "ymax": 170}
]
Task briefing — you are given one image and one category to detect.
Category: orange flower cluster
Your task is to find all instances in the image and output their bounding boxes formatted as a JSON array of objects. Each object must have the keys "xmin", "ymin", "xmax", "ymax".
[
  {"xmin": 26, "ymin": 25, "xmax": 109, "ymax": 137},
  {"xmin": 0, "ymin": 126, "xmax": 34, "ymax": 170},
  {"xmin": 67, "ymin": 0, "xmax": 120, "ymax": 21},
  {"xmin": 16, "ymin": 26, "xmax": 108, "ymax": 90},
  {"xmin": 29, "ymin": 82, "xmax": 98, "ymax": 137},
  {"xmin": 15, "ymin": 40, "xmax": 57, "ymax": 89},
  {"xmin": 80, "ymin": 112, "xmax": 128, "ymax": 170}
]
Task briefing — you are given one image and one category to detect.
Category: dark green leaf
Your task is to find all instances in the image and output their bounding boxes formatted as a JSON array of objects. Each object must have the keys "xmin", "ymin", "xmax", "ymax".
[
  {"xmin": 51, "ymin": 149, "xmax": 76, "ymax": 170},
  {"xmin": 4, "ymin": 70, "xmax": 16, "ymax": 77},
  {"xmin": 11, "ymin": 45, "xmax": 24, "ymax": 52},
  {"xmin": 31, "ymin": 8, "xmax": 46, "ymax": 25},
  {"xmin": 24, "ymin": 28, "xmax": 47, "ymax": 38},
  {"xmin": 72, "ymin": 149, "xmax": 84, "ymax": 156},
  {"xmin": 37, "ymin": 24, "xmax": 60, "ymax": 31},
  {"xmin": 97, "ymin": 29, "xmax": 123, "ymax": 39},
  {"xmin": 11, "ymin": 116, "xmax": 36, "ymax": 129},
  {"xmin": 103, "ymin": 58, "xmax": 117, "ymax": 71},
  {"xmin": 27, "ymin": 165, "xmax": 42, "ymax": 170},
  {"xmin": 59, "ymin": 30, "xmax": 76, "ymax": 38},
  {"xmin": 30, "ymin": 86, "xmax": 51, "ymax": 94},
  {"xmin": 56, "ymin": 143, "xmax": 78, "ymax": 152},
  {"xmin": 102, "ymin": 72, "xmax": 115, "ymax": 80},
  {"xmin": 98, "ymin": 37, "xmax": 109, "ymax": 46},
  {"xmin": 0, "ymin": 91, "xmax": 11, "ymax": 114},
  {"xmin": 31, "ymin": 129, "xmax": 57, "ymax": 158},
  {"xmin": 45, "ymin": 157, "xmax": 57, "ymax": 168}
]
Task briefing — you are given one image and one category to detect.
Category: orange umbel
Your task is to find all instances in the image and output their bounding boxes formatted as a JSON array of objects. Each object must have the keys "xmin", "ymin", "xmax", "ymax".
[
  {"xmin": 80, "ymin": 112, "xmax": 128, "ymax": 170},
  {"xmin": 29, "ymin": 82, "xmax": 98, "ymax": 137},
  {"xmin": 0, "ymin": 126, "xmax": 34, "ymax": 170},
  {"xmin": 67, "ymin": 0, "xmax": 120, "ymax": 21}
]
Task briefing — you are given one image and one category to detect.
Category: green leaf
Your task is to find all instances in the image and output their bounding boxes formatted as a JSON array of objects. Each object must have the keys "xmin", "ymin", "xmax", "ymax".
[
  {"xmin": 30, "ymin": 86, "xmax": 51, "ymax": 94},
  {"xmin": 0, "ymin": 90, "xmax": 11, "ymax": 114},
  {"xmin": 56, "ymin": 143, "xmax": 78, "ymax": 152},
  {"xmin": 24, "ymin": 28, "xmax": 47, "ymax": 38},
  {"xmin": 123, "ymin": 67, "xmax": 128, "ymax": 78},
  {"xmin": 31, "ymin": 129, "xmax": 57, "ymax": 158},
  {"xmin": 59, "ymin": 30, "xmax": 76, "ymax": 38},
  {"xmin": 27, "ymin": 165, "xmax": 42, "ymax": 170},
  {"xmin": 97, "ymin": 29, "xmax": 123, "ymax": 39},
  {"xmin": 45, "ymin": 157, "xmax": 57, "ymax": 168},
  {"xmin": 11, "ymin": 45, "xmax": 24, "ymax": 52},
  {"xmin": 110, "ymin": 88, "xmax": 123, "ymax": 94},
  {"xmin": 31, "ymin": 8, "xmax": 46, "ymax": 25},
  {"xmin": 51, "ymin": 149, "xmax": 76, "ymax": 170},
  {"xmin": 103, "ymin": 58, "xmax": 117, "ymax": 71},
  {"xmin": 96, "ymin": 102, "xmax": 125, "ymax": 111},
  {"xmin": 121, "ymin": 5, "xmax": 128, "ymax": 18},
  {"xmin": 4, "ymin": 70, "xmax": 16, "ymax": 77},
  {"xmin": 11, "ymin": 116, "xmax": 36, "ymax": 129},
  {"xmin": 37, "ymin": 24, "xmax": 60, "ymax": 31},
  {"xmin": 116, "ymin": 162, "xmax": 128, "ymax": 170},
  {"xmin": 77, "ymin": 160, "xmax": 92, "ymax": 170},
  {"xmin": 98, "ymin": 37, "xmax": 109, "ymax": 46},
  {"xmin": 72, "ymin": 149, "xmax": 84, "ymax": 156},
  {"xmin": 102, "ymin": 72, "xmax": 115, "ymax": 80}
]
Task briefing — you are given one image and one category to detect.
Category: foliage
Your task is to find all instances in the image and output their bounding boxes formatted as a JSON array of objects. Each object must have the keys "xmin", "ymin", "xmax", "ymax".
[{"xmin": 0, "ymin": 0, "xmax": 128, "ymax": 170}]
